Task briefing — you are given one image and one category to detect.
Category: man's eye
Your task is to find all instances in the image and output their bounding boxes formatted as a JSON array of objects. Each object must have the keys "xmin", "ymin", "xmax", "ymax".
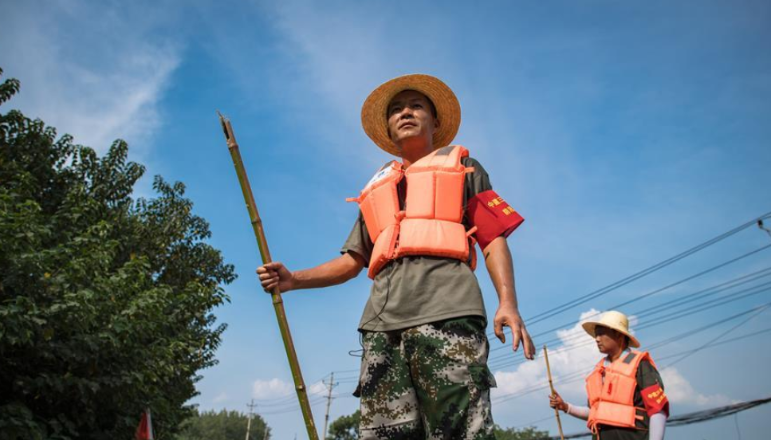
[{"xmin": 389, "ymin": 106, "xmax": 402, "ymax": 115}]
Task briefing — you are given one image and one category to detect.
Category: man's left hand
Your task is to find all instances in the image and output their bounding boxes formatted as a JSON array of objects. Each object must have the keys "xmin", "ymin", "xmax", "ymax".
[{"xmin": 493, "ymin": 304, "xmax": 535, "ymax": 360}]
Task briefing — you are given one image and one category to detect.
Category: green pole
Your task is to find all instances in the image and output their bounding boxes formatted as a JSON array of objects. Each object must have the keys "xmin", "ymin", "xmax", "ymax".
[{"xmin": 218, "ymin": 112, "xmax": 319, "ymax": 440}]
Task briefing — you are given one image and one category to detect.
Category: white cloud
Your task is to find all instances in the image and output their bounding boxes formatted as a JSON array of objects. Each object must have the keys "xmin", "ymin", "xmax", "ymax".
[
  {"xmin": 309, "ymin": 381, "xmax": 328, "ymax": 396},
  {"xmin": 251, "ymin": 378, "xmax": 295, "ymax": 399},
  {"xmin": 660, "ymin": 367, "xmax": 732, "ymax": 407},
  {"xmin": 0, "ymin": 1, "xmax": 180, "ymax": 158},
  {"xmin": 251, "ymin": 378, "xmax": 327, "ymax": 400}
]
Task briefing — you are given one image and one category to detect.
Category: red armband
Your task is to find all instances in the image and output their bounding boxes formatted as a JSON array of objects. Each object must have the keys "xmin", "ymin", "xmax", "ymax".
[
  {"xmin": 641, "ymin": 384, "xmax": 670, "ymax": 417},
  {"xmin": 467, "ymin": 190, "xmax": 524, "ymax": 251}
]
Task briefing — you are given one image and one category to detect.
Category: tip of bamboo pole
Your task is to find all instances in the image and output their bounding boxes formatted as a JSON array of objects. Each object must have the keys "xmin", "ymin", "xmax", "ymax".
[{"xmin": 216, "ymin": 111, "xmax": 232, "ymax": 141}]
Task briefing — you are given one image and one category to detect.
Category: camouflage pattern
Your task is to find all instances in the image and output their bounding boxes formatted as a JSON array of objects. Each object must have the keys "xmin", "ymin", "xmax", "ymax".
[{"xmin": 355, "ymin": 317, "xmax": 497, "ymax": 439}]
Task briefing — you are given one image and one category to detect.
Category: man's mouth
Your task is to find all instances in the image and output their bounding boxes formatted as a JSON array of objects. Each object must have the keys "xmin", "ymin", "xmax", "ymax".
[{"xmin": 399, "ymin": 122, "xmax": 417, "ymax": 130}]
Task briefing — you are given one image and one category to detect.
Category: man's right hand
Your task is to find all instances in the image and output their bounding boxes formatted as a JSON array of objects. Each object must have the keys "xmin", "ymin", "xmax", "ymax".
[
  {"xmin": 549, "ymin": 390, "xmax": 568, "ymax": 412},
  {"xmin": 256, "ymin": 261, "xmax": 295, "ymax": 294}
]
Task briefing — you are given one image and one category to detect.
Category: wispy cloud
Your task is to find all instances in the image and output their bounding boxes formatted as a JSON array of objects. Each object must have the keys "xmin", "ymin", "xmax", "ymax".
[
  {"xmin": 251, "ymin": 378, "xmax": 326, "ymax": 400},
  {"xmin": 660, "ymin": 367, "xmax": 732, "ymax": 407},
  {"xmin": 0, "ymin": 0, "xmax": 180, "ymax": 157},
  {"xmin": 258, "ymin": 0, "xmax": 395, "ymax": 167},
  {"xmin": 251, "ymin": 378, "xmax": 294, "ymax": 399}
]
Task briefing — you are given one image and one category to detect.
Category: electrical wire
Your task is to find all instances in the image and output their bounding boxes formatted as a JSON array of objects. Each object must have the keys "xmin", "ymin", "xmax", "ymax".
[
  {"xmin": 489, "ymin": 266, "xmax": 771, "ymax": 363},
  {"xmin": 489, "ymin": 285, "xmax": 771, "ymax": 370},
  {"xmin": 515, "ymin": 211, "xmax": 771, "ymax": 329},
  {"xmin": 488, "ymin": 242, "xmax": 771, "ymax": 343}
]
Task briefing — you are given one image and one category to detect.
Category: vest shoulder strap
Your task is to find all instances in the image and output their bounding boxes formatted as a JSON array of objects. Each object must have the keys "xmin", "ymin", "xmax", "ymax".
[
  {"xmin": 611, "ymin": 350, "xmax": 649, "ymax": 377},
  {"xmin": 346, "ymin": 161, "xmax": 402, "ymax": 203}
]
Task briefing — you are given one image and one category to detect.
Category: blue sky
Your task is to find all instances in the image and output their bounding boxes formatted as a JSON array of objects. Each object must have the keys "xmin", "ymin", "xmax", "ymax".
[{"xmin": 2, "ymin": 0, "xmax": 771, "ymax": 438}]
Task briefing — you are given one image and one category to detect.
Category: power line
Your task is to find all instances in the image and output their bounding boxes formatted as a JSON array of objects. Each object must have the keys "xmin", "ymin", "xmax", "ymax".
[
  {"xmin": 664, "ymin": 304, "xmax": 770, "ymax": 367},
  {"xmin": 549, "ymin": 274, "xmax": 771, "ymax": 352},
  {"xmin": 488, "ymin": 242, "xmax": 771, "ymax": 344},
  {"xmin": 516, "ymin": 211, "xmax": 771, "ymax": 329},
  {"xmin": 490, "ymin": 295, "xmax": 771, "ymax": 371},
  {"xmin": 489, "ymin": 265, "xmax": 771, "ymax": 364},
  {"xmin": 489, "ymin": 285, "xmax": 771, "ymax": 371}
]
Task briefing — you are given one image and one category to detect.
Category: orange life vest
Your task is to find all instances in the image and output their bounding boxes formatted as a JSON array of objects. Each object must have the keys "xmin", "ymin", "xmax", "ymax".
[
  {"xmin": 347, "ymin": 145, "xmax": 478, "ymax": 279},
  {"xmin": 585, "ymin": 350, "xmax": 656, "ymax": 434}
]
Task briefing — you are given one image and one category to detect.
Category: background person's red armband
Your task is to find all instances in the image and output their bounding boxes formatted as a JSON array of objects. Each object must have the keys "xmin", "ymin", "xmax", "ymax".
[
  {"xmin": 467, "ymin": 190, "xmax": 524, "ymax": 251},
  {"xmin": 641, "ymin": 384, "xmax": 670, "ymax": 417}
]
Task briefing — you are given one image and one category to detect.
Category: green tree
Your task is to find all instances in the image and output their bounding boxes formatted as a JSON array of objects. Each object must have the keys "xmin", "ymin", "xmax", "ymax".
[
  {"xmin": 0, "ymin": 67, "xmax": 235, "ymax": 440},
  {"xmin": 175, "ymin": 409, "xmax": 269, "ymax": 440},
  {"xmin": 326, "ymin": 410, "xmax": 359, "ymax": 440},
  {"xmin": 494, "ymin": 425, "xmax": 551, "ymax": 440}
]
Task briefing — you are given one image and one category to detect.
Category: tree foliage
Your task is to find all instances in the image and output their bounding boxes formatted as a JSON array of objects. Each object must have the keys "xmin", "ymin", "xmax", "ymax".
[
  {"xmin": 0, "ymin": 67, "xmax": 236, "ymax": 439},
  {"xmin": 175, "ymin": 409, "xmax": 269, "ymax": 440},
  {"xmin": 326, "ymin": 410, "xmax": 359, "ymax": 440},
  {"xmin": 493, "ymin": 425, "xmax": 551, "ymax": 440}
]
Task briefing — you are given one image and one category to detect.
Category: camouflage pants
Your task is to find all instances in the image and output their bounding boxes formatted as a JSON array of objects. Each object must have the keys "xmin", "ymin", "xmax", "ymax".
[{"xmin": 356, "ymin": 317, "xmax": 496, "ymax": 440}]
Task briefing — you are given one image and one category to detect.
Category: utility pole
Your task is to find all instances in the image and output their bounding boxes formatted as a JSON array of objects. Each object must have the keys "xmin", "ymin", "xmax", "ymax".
[
  {"xmin": 322, "ymin": 372, "xmax": 338, "ymax": 439},
  {"xmin": 245, "ymin": 399, "xmax": 257, "ymax": 440}
]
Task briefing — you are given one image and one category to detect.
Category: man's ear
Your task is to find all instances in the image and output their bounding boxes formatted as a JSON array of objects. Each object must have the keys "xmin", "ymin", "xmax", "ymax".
[{"xmin": 434, "ymin": 117, "xmax": 440, "ymax": 129}]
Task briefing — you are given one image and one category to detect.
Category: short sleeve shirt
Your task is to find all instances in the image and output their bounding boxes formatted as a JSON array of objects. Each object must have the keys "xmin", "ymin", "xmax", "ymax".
[
  {"xmin": 592, "ymin": 359, "xmax": 670, "ymax": 440},
  {"xmin": 342, "ymin": 156, "xmax": 523, "ymax": 332}
]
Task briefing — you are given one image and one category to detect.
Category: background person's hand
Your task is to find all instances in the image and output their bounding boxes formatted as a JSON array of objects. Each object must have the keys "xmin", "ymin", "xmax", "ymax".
[
  {"xmin": 256, "ymin": 261, "xmax": 295, "ymax": 293},
  {"xmin": 549, "ymin": 390, "xmax": 568, "ymax": 412}
]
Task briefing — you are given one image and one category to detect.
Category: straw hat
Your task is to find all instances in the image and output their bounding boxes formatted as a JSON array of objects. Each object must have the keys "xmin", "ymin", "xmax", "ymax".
[
  {"xmin": 361, "ymin": 74, "xmax": 461, "ymax": 156},
  {"xmin": 582, "ymin": 311, "xmax": 640, "ymax": 348}
]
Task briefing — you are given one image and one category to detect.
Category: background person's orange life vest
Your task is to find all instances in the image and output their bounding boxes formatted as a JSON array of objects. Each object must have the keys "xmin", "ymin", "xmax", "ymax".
[
  {"xmin": 347, "ymin": 145, "xmax": 477, "ymax": 279},
  {"xmin": 585, "ymin": 350, "xmax": 657, "ymax": 433}
]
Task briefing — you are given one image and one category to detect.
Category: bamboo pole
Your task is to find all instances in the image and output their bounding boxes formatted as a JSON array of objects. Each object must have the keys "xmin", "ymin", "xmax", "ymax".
[
  {"xmin": 543, "ymin": 345, "xmax": 565, "ymax": 440},
  {"xmin": 218, "ymin": 112, "xmax": 319, "ymax": 440}
]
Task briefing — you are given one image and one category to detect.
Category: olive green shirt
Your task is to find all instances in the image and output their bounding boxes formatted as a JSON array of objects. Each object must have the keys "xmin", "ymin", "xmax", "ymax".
[{"xmin": 342, "ymin": 157, "xmax": 493, "ymax": 332}]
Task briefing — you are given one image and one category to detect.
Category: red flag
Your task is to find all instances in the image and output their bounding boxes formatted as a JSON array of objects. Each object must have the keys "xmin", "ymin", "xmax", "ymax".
[{"xmin": 135, "ymin": 408, "xmax": 154, "ymax": 440}]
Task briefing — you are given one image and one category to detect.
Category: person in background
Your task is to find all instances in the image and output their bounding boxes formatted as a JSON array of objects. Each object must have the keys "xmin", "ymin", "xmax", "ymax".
[{"xmin": 549, "ymin": 311, "xmax": 669, "ymax": 440}]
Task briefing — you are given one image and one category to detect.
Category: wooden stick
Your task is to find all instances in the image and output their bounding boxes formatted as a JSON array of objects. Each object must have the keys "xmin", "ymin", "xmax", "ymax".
[
  {"xmin": 218, "ymin": 112, "xmax": 318, "ymax": 440},
  {"xmin": 544, "ymin": 345, "xmax": 565, "ymax": 440}
]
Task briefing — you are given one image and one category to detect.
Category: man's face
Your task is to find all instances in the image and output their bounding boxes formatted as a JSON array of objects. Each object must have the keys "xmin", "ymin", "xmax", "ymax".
[
  {"xmin": 594, "ymin": 326, "xmax": 624, "ymax": 355},
  {"xmin": 386, "ymin": 90, "xmax": 439, "ymax": 147}
]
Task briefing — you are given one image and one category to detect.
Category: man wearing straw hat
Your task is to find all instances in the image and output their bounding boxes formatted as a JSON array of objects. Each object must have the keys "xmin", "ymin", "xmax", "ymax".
[
  {"xmin": 549, "ymin": 311, "xmax": 669, "ymax": 440},
  {"xmin": 258, "ymin": 74, "xmax": 534, "ymax": 438}
]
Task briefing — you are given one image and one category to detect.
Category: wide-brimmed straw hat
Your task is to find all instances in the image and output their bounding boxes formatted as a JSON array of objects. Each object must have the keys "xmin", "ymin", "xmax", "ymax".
[
  {"xmin": 582, "ymin": 311, "xmax": 640, "ymax": 348},
  {"xmin": 361, "ymin": 74, "xmax": 461, "ymax": 156}
]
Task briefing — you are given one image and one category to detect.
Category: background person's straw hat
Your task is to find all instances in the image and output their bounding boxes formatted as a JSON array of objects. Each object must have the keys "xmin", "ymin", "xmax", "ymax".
[
  {"xmin": 361, "ymin": 74, "xmax": 461, "ymax": 156},
  {"xmin": 582, "ymin": 311, "xmax": 640, "ymax": 348}
]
